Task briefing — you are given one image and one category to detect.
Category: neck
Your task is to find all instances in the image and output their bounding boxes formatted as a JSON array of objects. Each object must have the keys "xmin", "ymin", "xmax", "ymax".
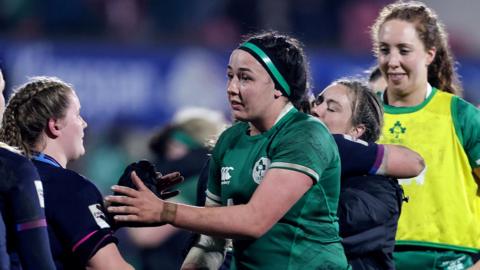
[
  {"xmin": 41, "ymin": 144, "xmax": 68, "ymax": 168},
  {"xmin": 385, "ymin": 82, "xmax": 429, "ymax": 107},
  {"xmin": 249, "ymin": 101, "xmax": 292, "ymax": 135}
]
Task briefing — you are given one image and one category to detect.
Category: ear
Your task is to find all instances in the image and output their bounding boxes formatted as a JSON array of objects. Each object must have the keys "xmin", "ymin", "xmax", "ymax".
[
  {"xmin": 46, "ymin": 118, "xmax": 62, "ymax": 138},
  {"xmin": 273, "ymin": 89, "xmax": 283, "ymax": 98},
  {"xmin": 426, "ymin": 47, "xmax": 436, "ymax": 66},
  {"xmin": 348, "ymin": 124, "xmax": 366, "ymax": 140}
]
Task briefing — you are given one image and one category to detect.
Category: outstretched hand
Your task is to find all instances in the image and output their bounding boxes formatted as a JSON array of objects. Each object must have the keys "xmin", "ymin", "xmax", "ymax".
[
  {"xmin": 157, "ymin": 171, "xmax": 184, "ymax": 200},
  {"xmin": 116, "ymin": 160, "xmax": 184, "ymax": 200},
  {"xmin": 106, "ymin": 171, "xmax": 167, "ymax": 226}
]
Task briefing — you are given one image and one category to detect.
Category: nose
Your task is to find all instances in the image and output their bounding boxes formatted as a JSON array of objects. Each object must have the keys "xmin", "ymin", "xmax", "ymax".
[
  {"xmin": 227, "ymin": 76, "xmax": 239, "ymax": 96},
  {"xmin": 311, "ymin": 103, "xmax": 326, "ymax": 119},
  {"xmin": 386, "ymin": 51, "xmax": 401, "ymax": 69},
  {"xmin": 81, "ymin": 116, "xmax": 88, "ymax": 128}
]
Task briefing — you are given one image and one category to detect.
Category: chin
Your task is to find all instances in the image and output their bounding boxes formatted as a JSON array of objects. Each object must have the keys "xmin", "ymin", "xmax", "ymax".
[
  {"xmin": 232, "ymin": 112, "xmax": 248, "ymax": 122},
  {"xmin": 74, "ymin": 148, "xmax": 86, "ymax": 160}
]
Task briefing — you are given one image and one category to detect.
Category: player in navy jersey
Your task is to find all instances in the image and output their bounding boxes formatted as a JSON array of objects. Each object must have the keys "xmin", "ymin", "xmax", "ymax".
[
  {"xmin": 311, "ymin": 79, "xmax": 424, "ymax": 269},
  {"xmin": 0, "ymin": 69, "xmax": 55, "ymax": 270},
  {"xmin": 0, "ymin": 76, "xmax": 133, "ymax": 269}
]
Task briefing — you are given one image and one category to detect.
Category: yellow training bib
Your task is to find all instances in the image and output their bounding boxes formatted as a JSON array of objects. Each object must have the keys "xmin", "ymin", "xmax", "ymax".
[{"xmin": 379, "ymin": 89, "xmax": 480, "ymax": 251}]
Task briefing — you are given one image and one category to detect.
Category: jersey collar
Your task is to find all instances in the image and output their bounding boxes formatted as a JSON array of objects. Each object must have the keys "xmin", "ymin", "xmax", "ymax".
[
  {"xmin": 273, "ymin": 102, "xmax": 296, "ymax": 126},
  {"xmin": 32, "ymin": 152, "xmax": 62, "ymax": 168}
]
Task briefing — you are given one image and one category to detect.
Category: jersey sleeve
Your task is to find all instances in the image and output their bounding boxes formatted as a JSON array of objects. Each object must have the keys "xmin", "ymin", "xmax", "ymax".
[
  {"xmin": 453, "ymin": 97, "xmax": 480, "ymax": 168},
  {"xmin": 196, "ymin": 158, "xmax": 210, "ymax": 206},
  {"xmin": 333, "ymin": 134, "xmax": 384, "ymax": 178},
  {"xmin": 54, "ymin": 175, "xmax": 117, "ymax": 267},
  {"xmin": 11, "ymin": 159, "xmax": 45, "ymax": 224},
  {"xmin": 10, "ymin": 158, "xmax": 56, "ymax": 270},
  {"xmin": 269, "ymin": 118, "xmax": 338, "ymax": 183},
  {"xmin": 206, "ymin": 137, "xmax": 223, "ymax": 204}
]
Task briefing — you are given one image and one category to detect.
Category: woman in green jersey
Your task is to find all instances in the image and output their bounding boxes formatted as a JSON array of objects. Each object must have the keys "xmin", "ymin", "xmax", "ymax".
[
  {"xmin": 106, "ymin": 32, "xmax": 349, "ymax": 270},
  {"xmin": 371, "ymin": 1, "xmax": 480, "ymax": 269}
]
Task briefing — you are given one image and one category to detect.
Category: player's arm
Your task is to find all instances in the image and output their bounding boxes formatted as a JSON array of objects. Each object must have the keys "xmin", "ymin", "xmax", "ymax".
[
  {"xmin": 379, "ymin": 144, "xmax": 425, "ymax": 178},
  {"xmin": 107, "ymin": 168, "xmax": 312, "ymax": 239},
  {"xmin": 12, "ymin": 161, "xmax": 56, "ymax": 270},
  {"xmin": 86, "ymin": 243, "xmax": 133, "ymax": 270},
  {"xmin": 334, "ymin": 134, "xmax": 424, "ymax": 178}
]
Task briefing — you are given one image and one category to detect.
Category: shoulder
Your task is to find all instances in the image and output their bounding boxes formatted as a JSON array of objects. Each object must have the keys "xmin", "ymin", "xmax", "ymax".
[
  {"xmin": 0, "ymin": 148, "xmax": 38, "ymax": 179},
  {"xmin": 0, "ymin": 149, "xmax": 40, "ymax": 194},
  {"xmin": 285, "ymin": 111, "xmax": 330, "ymax": 136},
  {"xmin": 0, "ymin": 148, "xmax": 32, "ymax": 170},
  {"xmin": 452, "ymin": 96, "xmax": 480, "ymax": 115},
  {"xmin": 214, "ymin": 121, "xmax": 248, "ymax": 149},
  {"xmin": 451, "ymin": 96, "xmax": 480, "ymax": 137},
  {"xmin": 34, "ymin": 161, "xmax": 101, "ymax": 195},
  {"xmin": 281, "ymin": 112, "xmax": 334, "ymax": 146},
  {"xmin": 219, "ymin": 121, "xmax": 248, "ymax": 138}
]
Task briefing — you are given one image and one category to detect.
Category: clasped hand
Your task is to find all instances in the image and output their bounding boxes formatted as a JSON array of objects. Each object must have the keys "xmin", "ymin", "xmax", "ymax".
[{"xmin": 105, "ymin": 171, "xmax": 181, "ymax": 226}]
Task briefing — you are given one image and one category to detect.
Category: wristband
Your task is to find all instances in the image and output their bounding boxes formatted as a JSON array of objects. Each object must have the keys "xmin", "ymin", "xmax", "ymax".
[{"xmin": 161, "ymin": 202, "xmax": 177, "ymax": 224}]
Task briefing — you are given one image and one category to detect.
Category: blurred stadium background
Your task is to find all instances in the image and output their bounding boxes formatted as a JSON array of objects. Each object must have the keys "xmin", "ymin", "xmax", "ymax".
[{"xmin": 0, "ymin": 0, "xmax": 478, "ymax": 268}]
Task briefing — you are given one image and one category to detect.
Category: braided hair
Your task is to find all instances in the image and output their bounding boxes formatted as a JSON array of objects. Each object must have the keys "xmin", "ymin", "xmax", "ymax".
[{"xmin": 0, "ymin": 77, "xmax": 73, "ymax": 157}]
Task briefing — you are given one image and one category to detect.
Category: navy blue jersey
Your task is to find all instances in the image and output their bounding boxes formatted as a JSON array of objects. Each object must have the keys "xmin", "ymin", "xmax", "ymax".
[
  {"xmin": 0, "ymin": 147, "xmax": 55, "ymax": 270},
  {"xmin": 32, "ymin": 153, "xmax": 117, "ymax": 270},
  {"xmin": 333, "ymin": 134, "xmax": 384, "ymax": 179}
]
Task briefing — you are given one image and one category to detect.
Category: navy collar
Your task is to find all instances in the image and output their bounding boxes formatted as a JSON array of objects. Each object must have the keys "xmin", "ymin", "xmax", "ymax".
[{"xmin": 32, "ymin": 153, "xmax": 62, "ymax": 168}]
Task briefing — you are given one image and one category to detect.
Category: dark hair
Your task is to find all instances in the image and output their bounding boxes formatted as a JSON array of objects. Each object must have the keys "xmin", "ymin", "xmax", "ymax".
[
  {"xmin": 368, "ymin": 65, "xmax": 383, "ymax": 83},
  {"xmin": 0, "ymin": 77, "xmax": 73, "ymax": 157},
  {"xmin": 324, "ymin": 79, "xmax": 384, "ymax": 142},
  {"xmin": 371, "ymin": 1, "xmax": 462, "ymax": 96},
  {"xmin": 241, "ymin": 31, "xmax": 311, "ymax": 109}
]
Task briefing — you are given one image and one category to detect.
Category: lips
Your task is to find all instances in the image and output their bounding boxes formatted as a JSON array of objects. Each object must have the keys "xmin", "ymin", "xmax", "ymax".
[
  {"xmin": 388, "ymin": 73, "xmax": 406, "ymax": 83},
  {"xmin": 230, "ymin": 100, "xmax": 243, "ymax": 110}
]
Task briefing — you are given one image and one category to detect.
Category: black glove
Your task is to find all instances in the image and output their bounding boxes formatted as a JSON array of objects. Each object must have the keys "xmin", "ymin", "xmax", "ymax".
[
  {"xmin": 108, "ymin": 160, "xmax": 184, "ymax": 229},
  {"xmin": 115, "ymin": 160, "xmax": 183, "ymax": 200},
  {"xmin": 116, "ymin": 160, "xmax": 161, "ymax": 197}
]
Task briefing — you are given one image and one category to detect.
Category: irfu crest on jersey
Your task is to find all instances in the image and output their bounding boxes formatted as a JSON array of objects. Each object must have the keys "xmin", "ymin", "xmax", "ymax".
[{"xmin": 252, "ymin": 157, "xmax": 271, "ymax": 184}]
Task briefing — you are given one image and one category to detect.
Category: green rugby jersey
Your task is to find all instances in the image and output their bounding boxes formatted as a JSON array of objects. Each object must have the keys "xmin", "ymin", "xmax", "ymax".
[{"xmin": 207, "ymin": 105, "xmax": 348, "ymax": 270}]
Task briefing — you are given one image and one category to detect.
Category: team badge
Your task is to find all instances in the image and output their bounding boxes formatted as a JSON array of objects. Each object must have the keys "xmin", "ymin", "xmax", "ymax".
[
  {"xmin": 388, "ymin": 121, "xmax": 407, "ymax": 142},
  {"xmin": 252, "ymin": 157, "xmax": 271, "ymax": 184},
  {"xmin": 34, "ymin": 180, "xmax": 45, "ymax": 208},
  {"xmin": 88, "ymin": 204, "xmax": 110, "ymax": 229}
]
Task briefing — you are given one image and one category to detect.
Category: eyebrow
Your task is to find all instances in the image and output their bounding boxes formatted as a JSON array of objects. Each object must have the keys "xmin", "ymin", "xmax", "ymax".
[
  {"xmin": 379, "ymin": 42, "xmax": 412, "ymax": 47},
  {"xmin": 226, "ymin": 65, "xmax": 254, "ymax": 73}
]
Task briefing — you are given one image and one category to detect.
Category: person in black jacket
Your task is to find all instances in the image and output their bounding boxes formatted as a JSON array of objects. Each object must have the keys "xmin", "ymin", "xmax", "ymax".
[{"xmin": 311, "ymin": 78, "xmax": 425, "ymax": 269}]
